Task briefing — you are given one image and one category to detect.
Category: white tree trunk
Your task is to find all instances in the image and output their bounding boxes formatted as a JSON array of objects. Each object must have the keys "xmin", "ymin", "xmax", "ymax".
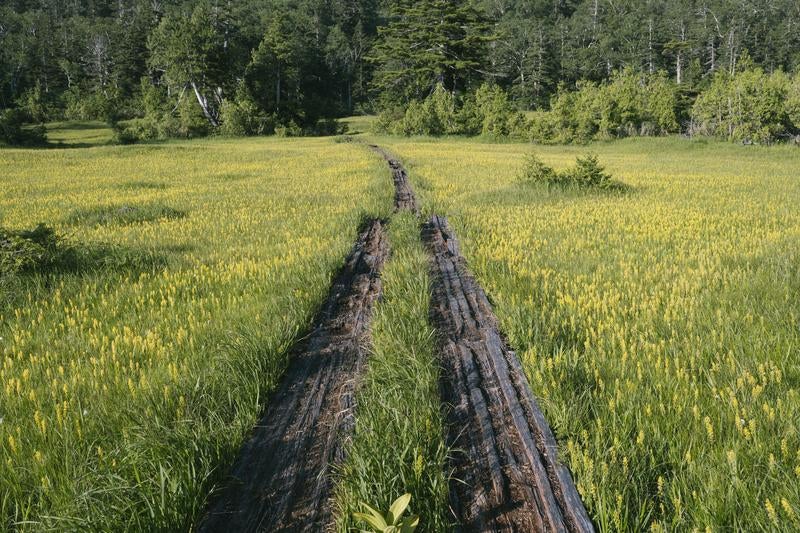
[{"xmin": 191, "ymin": 81, "xmax": 220, "ymax": 127}]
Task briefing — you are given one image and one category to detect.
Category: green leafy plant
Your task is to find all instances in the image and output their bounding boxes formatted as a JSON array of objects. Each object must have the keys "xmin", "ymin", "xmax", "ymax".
[
  {"xmin": 516, "ymin": 154, "xmax": 559, "ymax": 186},
  {"xmin": 353, "ymin": 493, "xmax": 419, "ymax": 533},
  {"xmin": 517, "ymin": 152, "xmax": 618, "ymax": 190},
  {"xmin": 1, "ymin": 224, "xmax": 64, "ymax": 276}
]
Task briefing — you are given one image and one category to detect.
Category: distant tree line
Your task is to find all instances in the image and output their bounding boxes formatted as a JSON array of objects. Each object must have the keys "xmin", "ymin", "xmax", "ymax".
[
  {"xmin": 1, "ymin": 0, "xmax": 799, "ymax": 144},
  {"xmin": 380, "ymin": 63, "xmax": 800, "ymax": 144}
]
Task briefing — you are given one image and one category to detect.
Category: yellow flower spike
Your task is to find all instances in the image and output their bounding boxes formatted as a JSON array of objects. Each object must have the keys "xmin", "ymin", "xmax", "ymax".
[
  {"xmin": 765, "ymin": 499, "xmax": 779, "ymax": 526},
  {"xmin": 780, "ymin": 498, "xmax": 796, "ymax": 521},
  {"xmin": 704, "ymin": 417, "xmax": 715, "ymax": 442}
]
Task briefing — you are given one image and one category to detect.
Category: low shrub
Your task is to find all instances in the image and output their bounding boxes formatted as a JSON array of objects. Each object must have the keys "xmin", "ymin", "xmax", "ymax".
[
  {"xmin": 274, "ymin": 120, "xmax": 302, "ymax": 137},
  {"xmin": 305, "ymin": 118, "xmax": 348, "ymax": 136},
  {"xmin": 0, "ymin": 109, "xmax": 48, "ymax": 146},
  {"xmin": 1, "ymin": 223, "xmax": 166, "ymax": 287},
  {"xmin": 516, "ymin": 154, "xmax": 559, "ymax": 186},
  {"xmin": 112, "ymin": 114, "xmax": 182, "ymax": 143},
  {"xmin": 570, "ymin": 153, "xmax": 612, "ymax": 187},
  {"xmin": 517, "ymin": 152, "xmax": 617, "ymax": 189},
  {"xmin": 0, "ymin": 224, "xmax": 68, "ymax": 276}
]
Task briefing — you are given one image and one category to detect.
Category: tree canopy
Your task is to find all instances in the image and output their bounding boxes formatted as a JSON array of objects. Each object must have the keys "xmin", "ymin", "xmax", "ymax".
[{"xmin": 1, "ymin": 0, "xmax": 799, "ymax": 140}]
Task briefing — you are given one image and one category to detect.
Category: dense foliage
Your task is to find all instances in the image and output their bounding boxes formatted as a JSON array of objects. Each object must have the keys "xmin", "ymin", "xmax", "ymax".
[
  {"xmin": 1, "ymin": 0, "xmax": 800, "ymax": 142},
  {"xmin": 517, "ymin": 153, "xmax": 617, "ymax": 189},
  {"xmin": 692, "ymin": 62, "xmax": 800, "ymax": 143}
]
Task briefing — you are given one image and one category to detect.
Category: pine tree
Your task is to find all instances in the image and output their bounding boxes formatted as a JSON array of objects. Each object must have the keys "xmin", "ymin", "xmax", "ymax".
[{"xmin": 370, "ymin": 0, "xmax": 492, "ymax": 104}]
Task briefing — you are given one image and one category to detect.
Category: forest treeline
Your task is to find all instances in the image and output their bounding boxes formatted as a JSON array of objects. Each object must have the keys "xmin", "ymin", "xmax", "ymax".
[{"xmin": 2, "ymin": 0, "xmax": 800, "ymax": 144}]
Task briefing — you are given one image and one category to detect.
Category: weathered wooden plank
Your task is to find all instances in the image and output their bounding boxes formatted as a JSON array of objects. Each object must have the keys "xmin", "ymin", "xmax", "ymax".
[
  {"xmin": 422, "ymin": 214, "xmax": 594, "ymax": 533},
  {"xmin": 368, "ymin": 145, "xmax": 420, "ymax": 214},
  {"xmin": 198, "ymin": 219, "xmax": 389, "ymax": 533}
]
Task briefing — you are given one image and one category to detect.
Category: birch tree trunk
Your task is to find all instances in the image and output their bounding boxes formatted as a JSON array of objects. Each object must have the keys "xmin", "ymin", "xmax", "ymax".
[{"xmin": 191, "ymin": 81, "xmax": 220, "ymax": 126}]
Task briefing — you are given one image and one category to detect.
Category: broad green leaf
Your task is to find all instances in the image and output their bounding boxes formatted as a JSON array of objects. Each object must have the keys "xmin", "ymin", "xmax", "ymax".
[
  {"xmin": 401, "ymin": 515, "xmax": 420, "ymax": 533},
  {"xmin": 353, "ymin": 511, "xmax": 388, "ymax": 531},
  {"xmin": 388, "ymin": 493, "xmax": 412, "ymax": 524}
]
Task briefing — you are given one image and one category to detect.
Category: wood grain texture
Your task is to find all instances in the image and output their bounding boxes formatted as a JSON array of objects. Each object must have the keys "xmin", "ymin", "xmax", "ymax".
[
  {"xmin": 198, "ymin": 219, "xmax": 389, "ymax": 533},
  {"xmin": 422, "ymin": 214, "xmax": 594, "ymax": 533}
]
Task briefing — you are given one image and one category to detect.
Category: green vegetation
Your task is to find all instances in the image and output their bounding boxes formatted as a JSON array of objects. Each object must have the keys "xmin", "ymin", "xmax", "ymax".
[
  {"xmin": 353, "ymin": 493, "xmax": 420, "ymax": 533},
  {"xmin": 0, "ymin": 135, "xmax": 392, "ymax": 530},
  {"xmin": 3, "ymin": 0, "xmax": 800, "ymax": 143},
  {"xmin": 1, "ymin": 224, "xmax": 67, "ymax": 277},
  {"xmin": 517, "ymin": 153, "xmax": 618, "ymax": 190},
  {"xmin": 0, "ymin": 109, "xmax": 46, "ymax": 146},
  {"xmin": 379, "ymin": 66, "xmax": 800, "ymax": 143},
  {"xmin": 335, "ymin": 212, "xmax": 449, "ymax": 532},
  {"xmin": 692, "ymin": 63, "xmax": 800, "ymax": 143},
  {"xmin": 2, "ymin": 100, "xmax": 799, "ymax": 531},
  {"xmin": 379, "ymin": 136, "xmax": 800, "ymax": 530}
]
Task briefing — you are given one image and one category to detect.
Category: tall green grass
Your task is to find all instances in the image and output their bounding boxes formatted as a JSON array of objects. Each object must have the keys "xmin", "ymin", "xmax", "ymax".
[
  {"xmin": 0, "ymin": 134, "xmax": 392, "ymax": 531},
  {"xmin": 376, "ymin": 136, "xmax": 800, "ymax": 531},
  {"xmin": 335, "ymin": 212, "xmax": 450, "ymax": 532}
]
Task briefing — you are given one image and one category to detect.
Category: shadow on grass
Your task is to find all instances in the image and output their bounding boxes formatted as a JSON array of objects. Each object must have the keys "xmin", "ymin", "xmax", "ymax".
[
  {"xmin": 215, "ymin": 172, "xmax": 253, "ymax": 182},
  {"xmin": 66, "ymin": 204, "xmax": 186, "ymax": 226},
  {"xmin": 1, "ymin": 224, "xmax": 169, "ymax": 310},
  {"xmin": 467, "ymin": 181, "xmax": 634, "ymax": 209},
  {"xmin": 119, "ymin": 181, "xmax": 169, "ymax": 191}
]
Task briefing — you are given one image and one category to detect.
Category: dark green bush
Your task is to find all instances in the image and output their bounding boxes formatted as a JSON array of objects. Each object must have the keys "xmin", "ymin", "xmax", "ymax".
[
  {"xmin": 397, "ymin": 84, "xmax": 460, "ymax": 135},
  {"xmin": 274, "ymin": 120, "xmax": 302, "ymax": 137},
  {"xmin": 0, "ymin": 224, "xmax": 74, "ymax": 276},
  {"xmin": 373, "ymin": 107, "xmax": 405, "ymax": 134},
  {"xmin": 0, "ymin": 109, "xmax": 48, "ymax": 146},
  {"xmin": 305, "ymin": 118, "xmax": 348, "ymax": 136},
  {"xmin": 219, "ymin": 84, "xmax": 276, "ymax": 136},
  {"xmin": 517, "ymin": 153, "xmax": 616, "ymax": 189},
  {"xmin": 474, "ymin": 83, "xmax": 515, "ymax": 137},
  {"xmin": 17, "ymin": 81, "xmax": 51, "ymax": 123},
  {"xmin": 569, "ymin": 153, "xmax": 612, "ymax": 187},
  {"xmin": 1, "ymin": 224, "xmax": 167, "ymax": 303},
  {"xmin": 516, "ymin": 154, "xmax": 559, "ymax": 185}
]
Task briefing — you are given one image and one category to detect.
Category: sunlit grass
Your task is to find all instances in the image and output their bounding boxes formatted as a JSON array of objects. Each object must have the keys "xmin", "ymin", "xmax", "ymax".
[
  {"xmin": 379, "ymin": 136, "xmax": 800, "ymax": 531},
  {"xmin": 44, "ymin": 121, "xmax": 114, "ymax": 146},
  {"xmin": 0, "ymin": 135, "xmax": 392, "ymax": 530}
]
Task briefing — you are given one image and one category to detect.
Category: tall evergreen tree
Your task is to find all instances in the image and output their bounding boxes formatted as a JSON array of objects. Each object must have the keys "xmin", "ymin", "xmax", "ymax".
[{"xmin": 370, "ymin": 0, "xmax": 492, "ymax": 104}]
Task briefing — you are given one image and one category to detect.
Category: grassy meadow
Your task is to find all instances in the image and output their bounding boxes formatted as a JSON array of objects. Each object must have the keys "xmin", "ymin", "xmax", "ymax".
[
  {"xmin": 2, "ymin": 124, "xmax": 799, "ymax": 531},
  {"xmin": 379, "ymin": 136, "xmax": 800, "ymax": 531},
  {"xmin": 0, "ymin": 134, "xmax": 391, "ymax": 530}
]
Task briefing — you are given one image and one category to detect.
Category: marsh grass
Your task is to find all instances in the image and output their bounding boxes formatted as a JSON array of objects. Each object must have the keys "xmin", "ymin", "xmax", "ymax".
[
  {"xmin": 378, "ymin": 136, "xmax": 800, "ymax": 531},
  {"xmin": 119, "ymin": 181, "xmax": 169, "ymax": 191},
  {"xmin": 0, "ymin": 134, "xmax": 392, "ymax": 531},
  {"xmin": 66, "ymin": 204, "xmax": 187, "ymax": 226},
  {"xmin": 335, "ymin": 213, "xmax": 451, "ymax": 532}
]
